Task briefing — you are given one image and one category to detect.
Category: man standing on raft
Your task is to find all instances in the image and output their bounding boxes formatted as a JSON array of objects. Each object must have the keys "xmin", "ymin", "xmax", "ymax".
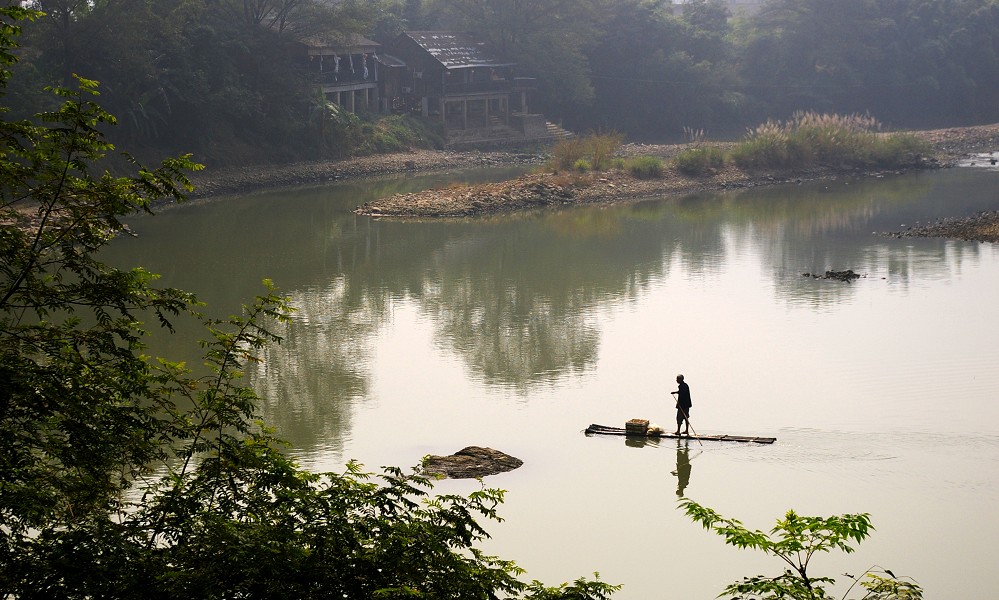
[{"xmin": 671, "ymin": 374, "xmax": 692, "ymax": 436}]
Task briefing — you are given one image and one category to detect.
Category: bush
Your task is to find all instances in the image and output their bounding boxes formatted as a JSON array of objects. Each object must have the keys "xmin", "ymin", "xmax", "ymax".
[
  {"xmin": 674, "ymin": 147, "xmax": 726, "ymax": 176},
  {"xmin": 573, "ymin": 158, "xmax": 592, "ymax": 172},
  {"xmin": 548, "ymin": 132, "xmax": 625, "ymax": 172},
  {"xmin": 370, "ymin": 114, "xmax": 445, "ymax": 152},
  {"xmin": 869, "ymin": 132, "xmax": 931, "ymax": 168},
  {"xmin": 626, "ymin": 155, "xmax": 665, "ymax": 178},
  {"xmin": 549, "ymin": 137, "xmax": 586, "ymax": 171},
  {"xmin": 313, "ymin": 104, "xmax": 444, "ymax": 158}
]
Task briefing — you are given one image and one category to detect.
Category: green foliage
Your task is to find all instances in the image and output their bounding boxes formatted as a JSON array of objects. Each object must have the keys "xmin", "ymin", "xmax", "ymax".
[
  {"xmin": 674, "ymin": 147, "xmax": 725, "ymax": 176},
  {"xmin": 429, "ymin": 0, "xmax": 599, "ymax": 114},
  {"xmin": 524, "ymin": 575, "xmax": 621, "ymax": 600},
  {"xmin": 364, "ymin": 114, "xmax": 446, "ymax": 153},
  {"xmin": 8, "ymin": 0, "xmax": 999, "ymax": 160},
  {"xmin": 548, "ymin": 132, "xmax": 624, "ymax": 172},
  {"xmin": 573, "ymin": 158, "xmax": 592, "ymax": 172},
  {"xmin": 625, "ymin": 155, "xmax": 664, "ymax": 179},
  {"xmin": 738, "ymin": 0, "xmax": 999, "ymax": 127},
  {"xmin": 311, "ymin": 99, "xmax": 444, "ymax": 158},
  {"xmin": 576, "ymin": 0, "xmax": 745, "ymax": 137},
  {"xmin": 867, "ymin": 133, "xmax": 931, "ymax": 169},
  {"xmin": 679, "ymin": 499, "xmax": 923, "ymax": 600},
  {"xmin": 730, "ymin": 112, "xmax": 930, "ymax": 172},
  {"xmin": 0, "ymin": 10, "xmax": 614, "ymax": 598}
]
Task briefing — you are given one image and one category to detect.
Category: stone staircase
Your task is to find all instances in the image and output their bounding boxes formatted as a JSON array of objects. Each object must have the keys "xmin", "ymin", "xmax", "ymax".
[{"xmin": 545, "ymin": 121, "xmax": 575, "ymax": 141}]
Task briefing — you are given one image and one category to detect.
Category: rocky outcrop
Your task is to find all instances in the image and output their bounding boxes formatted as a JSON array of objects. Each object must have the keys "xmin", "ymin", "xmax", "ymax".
[
  {"xmin": 422, "ymin": 446, "xmax": 524, "ymax": 479},
  {"xmin": 802, "ymin": 269, "xmax": 864, "ymax": 282}
]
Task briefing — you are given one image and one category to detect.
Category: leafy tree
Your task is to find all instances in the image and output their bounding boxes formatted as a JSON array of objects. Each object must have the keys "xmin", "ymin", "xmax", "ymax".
[
  {"xmin": 680, "ymin": 499, "xmax": 923, "ymax": 600},
  {"xmin": 580, "ymin": 0, "xmax": 743, "ymax": 138},
  {"xmin": 0, "ymin": 7, "xmax": 618, "ymax": 598},
  {"xmin": 14, "ymin": 0, "xmax": 382, "ymax": 163},
  {"xmin": 736, "ymin": 0, "xmax": 999, "ymax": 127},
  {"xmin": 427, "ymin": 0, "xmax": 600, "ymax": 117}
]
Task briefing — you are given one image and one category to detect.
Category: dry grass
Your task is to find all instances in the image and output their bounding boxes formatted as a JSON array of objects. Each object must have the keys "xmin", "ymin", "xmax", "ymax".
[{"xmin": 547, "ymin": 132, "xmax": 625, "ymax": 172}]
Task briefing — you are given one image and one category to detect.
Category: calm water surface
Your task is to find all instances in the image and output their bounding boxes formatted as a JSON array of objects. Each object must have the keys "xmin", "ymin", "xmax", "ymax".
[{"xmin": 108, "ymin": 166, "xmax": 999, "ymax": 599}]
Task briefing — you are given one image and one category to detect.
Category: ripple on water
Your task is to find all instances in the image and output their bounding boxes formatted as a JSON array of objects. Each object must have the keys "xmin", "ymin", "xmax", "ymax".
[{"xmin": 719, "ymin": 427, "xmax": 999, "ymax": 496}]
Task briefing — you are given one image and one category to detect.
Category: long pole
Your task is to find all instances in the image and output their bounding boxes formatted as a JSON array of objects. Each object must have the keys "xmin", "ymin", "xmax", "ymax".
[{"xmin": 672, "ymin": 392, "xmax": 703, "ymax": 447}]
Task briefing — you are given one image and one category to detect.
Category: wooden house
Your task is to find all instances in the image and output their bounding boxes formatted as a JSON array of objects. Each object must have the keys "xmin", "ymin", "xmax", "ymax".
[
  {"xmin": 385, "ymin": 31, "xmax": 543, "ymax": 138},
  {"xmin": 303, "ymin": 30, "xmax": 564, "ymax": 147},
  {"xmin": 305, "ymin": 34, "xmax": 384, "ymax": 113}
]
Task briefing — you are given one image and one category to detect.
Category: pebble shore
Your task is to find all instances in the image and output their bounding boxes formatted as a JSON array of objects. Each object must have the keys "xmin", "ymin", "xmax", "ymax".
[
  {"xmin": 887, "ymin": 211, "xmax": 999, "ymax": 243},
  {"xmin": 188, "ymin": 149, "xmax": 546, "ymax": 199},
  {"xmin": 189, "ymin": 124, "xmax": 999, "ymax": 242}
]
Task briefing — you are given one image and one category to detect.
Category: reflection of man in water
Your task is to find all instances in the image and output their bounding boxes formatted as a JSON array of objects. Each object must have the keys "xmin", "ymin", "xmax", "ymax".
[{"xmin": 672, "ymin": 440, "xmax": 691, "ymax": 496}]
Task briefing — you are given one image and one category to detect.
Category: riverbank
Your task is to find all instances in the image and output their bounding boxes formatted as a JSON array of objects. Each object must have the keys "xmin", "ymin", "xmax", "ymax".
[
  {"xmin": 190, "ymin": 123, "xmax": 999, "ymax": 241},
  {"xmin": 188, "ymin": 149, "xmax": 548, "ymax": 199},
  {"xmin": 886, "ymin": 210, "xmax": 999, "ymax": 243}
]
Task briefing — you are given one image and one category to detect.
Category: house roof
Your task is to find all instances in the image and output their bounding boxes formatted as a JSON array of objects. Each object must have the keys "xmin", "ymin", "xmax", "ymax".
[
  {"xmin": 401, "ymin": 31, "xmax": 515, "ymax": 69},
  {"xmin": 305, "ymin": 33, "xmax": 380, "ymax": 55},
  {"xmin": 375, "ymin": 53, "xmax": 406, "ymax": 68}
]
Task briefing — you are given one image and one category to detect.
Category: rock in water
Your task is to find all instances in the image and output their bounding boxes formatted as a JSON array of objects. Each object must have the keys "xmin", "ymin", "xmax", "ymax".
[{"xmin": 422, "ymin": 446, "xmax": 524, "ymax": 479}]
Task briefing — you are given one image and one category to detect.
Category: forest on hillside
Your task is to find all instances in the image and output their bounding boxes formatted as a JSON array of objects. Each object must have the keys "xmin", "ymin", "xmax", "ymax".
[{"xmin": 11, "ymin": 0, "xmax": 999, "ymax": 165}]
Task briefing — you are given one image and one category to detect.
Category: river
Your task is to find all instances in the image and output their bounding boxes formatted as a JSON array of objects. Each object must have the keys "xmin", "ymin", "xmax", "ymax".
[{"xmin": 107, "ymin": 165, "xmax": 999, "ymax": 599}]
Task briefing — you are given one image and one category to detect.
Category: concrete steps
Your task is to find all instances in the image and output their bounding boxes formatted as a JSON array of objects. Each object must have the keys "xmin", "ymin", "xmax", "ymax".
[{"xmin": 545, "ymin": 121, "xmax": 575, "ymax": 140}]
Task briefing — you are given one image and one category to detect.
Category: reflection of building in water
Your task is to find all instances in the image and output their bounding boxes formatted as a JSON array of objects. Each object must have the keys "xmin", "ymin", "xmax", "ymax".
[{"xmin": 672, "ymin": 440, "xmax": 692, "ymax": 496}]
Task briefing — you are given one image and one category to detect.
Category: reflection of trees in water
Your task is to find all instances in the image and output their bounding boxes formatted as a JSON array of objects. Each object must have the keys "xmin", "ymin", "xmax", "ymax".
[
  {"xmin": 251, "ymin": 277, "xmax": 378, "ymax": 453},
  {"xmin": 187, "ymin": 169, "xmax": 998, "ymax": 446},
  {"xmin": 422, "ymin": 274, "xmax": 600, "ymax": 389},
  {"xmin": 414, "ymin": 210, "xmax": 705, "ymax": 388},
  {"xmin": 680, "ymin": 174, "xmax": 994, "ymax": 304}
]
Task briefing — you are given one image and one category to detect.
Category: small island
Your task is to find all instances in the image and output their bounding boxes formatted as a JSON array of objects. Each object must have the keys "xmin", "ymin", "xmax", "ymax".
[{"xmin": 351, "ymin": 117, "xmax": 999, "ymax": 242}]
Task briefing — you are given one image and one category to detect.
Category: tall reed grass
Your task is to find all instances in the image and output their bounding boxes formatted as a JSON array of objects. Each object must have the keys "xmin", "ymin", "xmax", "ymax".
[{"xmin": 730, "ymin": 112, "xmax": 929, "ymax": 172}]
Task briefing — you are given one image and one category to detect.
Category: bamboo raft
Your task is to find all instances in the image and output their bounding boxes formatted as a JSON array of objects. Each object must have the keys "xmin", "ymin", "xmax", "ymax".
[{"xmin": 585, "ymin": 423, "xmax": 776, "ymax": 445}]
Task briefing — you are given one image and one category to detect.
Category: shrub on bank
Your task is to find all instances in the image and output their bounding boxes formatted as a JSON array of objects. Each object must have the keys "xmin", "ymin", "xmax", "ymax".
[
  {"xmin": 626, "ymin": 155, "xmax": 665, "ymax": 178},
  {"xmin": 312, "ymin": 101, "xmax": 446, "ymax": 160},
  {"xmin": 548, "ymin": 132, "xmax": 625, "ymax": 172},
  {"xmin": 868, "ymin": 132, "xmax": 931, "ymax": 168},
  {"xmin": 674, "ymin": 147, "xmax": 725, "ymax": 176},
  {"xmin": 355, "ymin": 114, "xmax": 445, "ymax": 155}
]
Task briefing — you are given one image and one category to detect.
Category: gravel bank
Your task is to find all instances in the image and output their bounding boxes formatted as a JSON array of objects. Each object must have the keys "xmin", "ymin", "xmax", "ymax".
[
  {"xmin": 189, "ymin": 124, "xmax": 999, "ymax": 241},
  {"xmin": 887, "ymin": 211, "xmax": 999, "ymax": 243},
  {"xmin": 188, "ymin": 149, "xmax": 546, "ymax": 199}
]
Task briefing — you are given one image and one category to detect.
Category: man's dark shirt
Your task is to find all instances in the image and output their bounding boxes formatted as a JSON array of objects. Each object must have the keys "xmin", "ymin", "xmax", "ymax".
[{"xmin": 676, "ymin": 381, "xmax": 692, "ymax": 409}]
